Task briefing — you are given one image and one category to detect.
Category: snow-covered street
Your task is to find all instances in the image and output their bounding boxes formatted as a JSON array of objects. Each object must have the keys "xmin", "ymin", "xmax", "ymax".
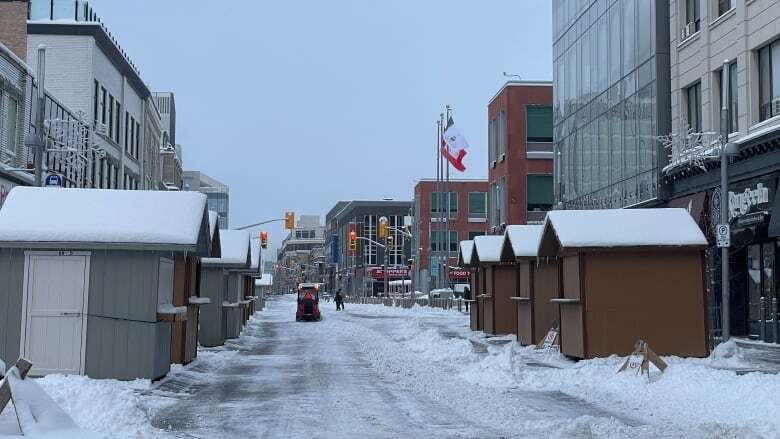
[{"xmin": 6, "ymin": 295, "xmax": 780, "ymax": 438}]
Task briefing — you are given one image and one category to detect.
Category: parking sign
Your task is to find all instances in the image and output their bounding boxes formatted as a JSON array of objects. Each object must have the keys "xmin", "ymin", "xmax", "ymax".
[{"xmin": 716, "ymin": 224, "xmax": 730, "ymax": 248}]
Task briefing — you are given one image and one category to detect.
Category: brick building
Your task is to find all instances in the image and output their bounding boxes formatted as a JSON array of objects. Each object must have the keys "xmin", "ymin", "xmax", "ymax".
[
  {"xmin": 412, "ymin": 179, "xmax": 489, "ymax": 292},
  {"xmin": 487, "ymin": 81, "xmax": 555, "ymax": 232},
  {"xmin": 0, "ymin": 0, "xmax": 28, "ymax": 62}
]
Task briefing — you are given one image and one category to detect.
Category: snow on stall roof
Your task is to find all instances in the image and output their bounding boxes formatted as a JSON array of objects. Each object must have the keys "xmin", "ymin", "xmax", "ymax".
[
  {"xmin": 0, "ymin": 187, "xmax": 207, "ymax": 247},
  {"xmin": 255, "ymin": 273, "xmax": 273, "ymax": 287},
  {"xmin": 505, "ymin": 225, "xmax": 543, "ymax": 258},
  {"xmin": 473, "ymin": 235, "xmax": 505, "ymax": 263},
  {"xmin": 459, "ymin": 240, "xmax": 474, "ymax": 264},
  {"xmin": 208, "ymin": 211, "xmax": 218, "ymax": 238},
  {"xmin": 543, "ymin": 208, "xmax": 708, "ymax": 250},
  {"xmin": 202, "ymin": 229, "xmax": 250, "ymax": 266},
  {"xmin": 250, "ymin": 240, "xmax": 260, "ymax": 270}
]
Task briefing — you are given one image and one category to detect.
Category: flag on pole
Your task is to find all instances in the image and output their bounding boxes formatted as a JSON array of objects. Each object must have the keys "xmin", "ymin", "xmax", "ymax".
[{"xmin": 441, "ymin": 116, "xmax": 469, "ymax": 172}]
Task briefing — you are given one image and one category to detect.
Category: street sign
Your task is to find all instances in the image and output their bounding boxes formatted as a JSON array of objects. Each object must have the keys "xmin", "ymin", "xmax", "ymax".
[
  {"xmin": 44, "ymin": 174, "xmax": 63, "ymax": 187},
  {"xmin": 716, "ymin": 223, "xmax": 730, "ymax": 248}
]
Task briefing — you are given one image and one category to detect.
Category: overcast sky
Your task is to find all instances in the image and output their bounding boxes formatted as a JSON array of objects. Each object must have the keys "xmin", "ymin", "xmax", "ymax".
[{"xmin": 92, "ymin": 0, "xmax": 552, "ymax": 255}]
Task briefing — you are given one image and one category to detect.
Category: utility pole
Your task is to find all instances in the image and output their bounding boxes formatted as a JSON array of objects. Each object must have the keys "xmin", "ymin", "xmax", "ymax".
[
  {"xmin": 720, "ymin": 59, "xmax": 732, "ymax": 342},
  {"xmin": 445, "ymin": 105, "xmax": 452, "ymax": 291},
  {"xmin": 34, "ymin": 44, "xmax": 47, "ymax": 187}
]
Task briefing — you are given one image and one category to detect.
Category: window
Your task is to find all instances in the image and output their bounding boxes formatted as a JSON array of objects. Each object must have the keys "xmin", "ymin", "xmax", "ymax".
[
  {"xmin": 124, "ymin": 112, "xmax": 129, "ymax": 153},
  {"xmin": 129, "ymin": 117, "xmax": 135, "ymax": 157},
  {"xmin": 686, "ymin": 82, "xmax": 702, "ymax": 132},
  {"xmin": 497, "ymin": 111, "xmax": 506, "ymax": 158},
  {"xmin": 100, "ymin": 87, "xmax": 107, "ymax": 125},
  {"xmin": 431, "ymin": 192, "xmax": 457, "ymax": 217},
  {"xmin": 135, "ymin": 121, "xmax": 141, "ymax": 158},
  {"xmin": 717, "ymin": 62, "xmax": 738, "ymax": 133},
  {"xmin": 527, "ymin": 175, "xmax": 554, "ymax": 212},
  {"xmin": 759, "ymin": 40, "xmax": 780, "ymax": 122},
  {"xmin": 498, "ymin": 177, "xmax": 506, "ymax": 225},
  {"xmin": 717, "ymin": 0, "xmax": 732, "ymax": 16},
  {"xmin": 430, "ymin": 230, "xmax": 458, "ymax": 252},
  {"xmin": 468, "ymin": 231, "xmax": 483, "ymax": 241},
  {"xmin": 93, "ymin": 80, "xmax": 99, "ymax": 122},
  {"xmin": 488, "ymin": 117, "xmax": 496, "ymax": 163},
  {"xmin": 685, "ymin": 0, "xmax": 700, "ymax": 33},
  {"xmin": 526, "ymin": 106, "xmax": 554, "ymax": 143},
  {"xmin": 4, "ymin": 97, "xmax": 18, "ymax": 159},
  {"xmin": 114, "ymin": 101, "xmax": 121, "ymax": 144},
  {"xmin": 29, "ymin": 0, "xmax": 51, "ymax": 20},
  {"xmin": 364, "ymin": 215, "xmax": 377, "ymax": 266},
  {"xmin": 468, "ymin": 192, "xmax": 487, "ymax": 219},
  {"xmin": 108, "ymin": 95, "xmax": 114, "ymax": 140}
]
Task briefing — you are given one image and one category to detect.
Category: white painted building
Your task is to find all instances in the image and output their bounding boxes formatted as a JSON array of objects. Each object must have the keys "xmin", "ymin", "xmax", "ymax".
[{"xmin": 26, "ymin": 0, "xmax": 158, "ymax": 191}]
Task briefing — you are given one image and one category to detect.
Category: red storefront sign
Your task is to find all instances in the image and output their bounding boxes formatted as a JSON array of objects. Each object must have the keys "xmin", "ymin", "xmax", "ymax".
[
  {"xmin": 449, "ymin": 269, "xmax": 469, "ymax": 281},
  {"xmin": 370, "ymin": 267, "xmax": 410, "ymax": 280}
]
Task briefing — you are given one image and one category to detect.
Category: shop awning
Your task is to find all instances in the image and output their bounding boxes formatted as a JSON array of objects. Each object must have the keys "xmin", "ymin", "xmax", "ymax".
[{"xmin": 767, "ymin": 183, "xmax": 780, "ymax": 237}]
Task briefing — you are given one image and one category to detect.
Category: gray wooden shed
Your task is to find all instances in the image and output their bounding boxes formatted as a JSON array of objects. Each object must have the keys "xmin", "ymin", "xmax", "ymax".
[
  {"xmin": 199, "ymin": 229, "xmax": 251, "ymax": 346},
  {"xmin": 0, "ymin": 187, "xmax": 210, "ymax": 380}
]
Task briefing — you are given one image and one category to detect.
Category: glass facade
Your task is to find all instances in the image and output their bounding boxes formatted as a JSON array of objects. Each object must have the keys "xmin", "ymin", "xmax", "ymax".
[{"xmin": 553, "ymin": 0, "xmax": 667, "ymax": 209}]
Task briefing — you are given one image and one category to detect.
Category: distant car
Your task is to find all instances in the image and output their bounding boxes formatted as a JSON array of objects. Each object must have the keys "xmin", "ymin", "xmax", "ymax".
[
  {"xmin": 452, "ymin": 284, "xmax": 469, "ymax": 299},
  {"xmin": 429, "ymin": 288, "xmax": 454, "ymax": 299},
  {"xmin": 296, "ymin": 283, "xmax": 322, "ymax": 322}
]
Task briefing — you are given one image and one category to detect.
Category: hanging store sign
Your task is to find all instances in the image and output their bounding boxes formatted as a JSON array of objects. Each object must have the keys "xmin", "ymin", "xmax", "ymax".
[{"xmin": 449, "ymin": 269, "xmax": 469, "ymax": 280}]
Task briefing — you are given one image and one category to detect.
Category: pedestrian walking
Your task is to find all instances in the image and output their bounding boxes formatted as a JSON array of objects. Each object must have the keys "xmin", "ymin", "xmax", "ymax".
[
  {"xmin": 463, "ymin": 285, "xmax": 471, "ymax": 312},
  {"xmin": 335, "ymin": 290, "xmax": 344, "ymax": 311}
]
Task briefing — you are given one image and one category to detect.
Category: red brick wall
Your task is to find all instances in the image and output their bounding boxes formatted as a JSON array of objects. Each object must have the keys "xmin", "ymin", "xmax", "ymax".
[
  {"xmin": 0, "ymin": 1, "xmax": 28, "ymax": 62},
  {"xmin": 488, "ymin": 84, "xmax": 554, "ymax": 227},
  {"xmin": 415, "ymin": 180, "xmax": 489, "ymax": 270}
]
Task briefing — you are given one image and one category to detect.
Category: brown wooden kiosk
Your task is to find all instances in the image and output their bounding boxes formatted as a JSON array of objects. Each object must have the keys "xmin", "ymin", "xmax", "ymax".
[
  {"xmin": 473, "ymin": 235, "xmax": 516, "ymax": 336},
  {"xmin": 537, "ymin": 208, "xmax": 710, "ymax": 359},
  {"xmin": 458, "ymin": 240, "xmax": 479, "ymax": 331},
  {"xmin": 504, "ymin": 225, "xmax": 560, "ymax": 346}
]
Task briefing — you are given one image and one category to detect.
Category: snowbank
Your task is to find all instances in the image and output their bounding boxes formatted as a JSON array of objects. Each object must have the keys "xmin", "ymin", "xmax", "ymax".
[{"xmin": 337, "ymin": 301, "xmax": 780, "ymax": 437}]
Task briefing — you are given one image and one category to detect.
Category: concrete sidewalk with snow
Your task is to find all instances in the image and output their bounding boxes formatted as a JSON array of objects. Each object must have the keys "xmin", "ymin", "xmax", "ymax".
[{"xmin": 3, "ymin": 295, "xmax": 780, "ymax": 438}]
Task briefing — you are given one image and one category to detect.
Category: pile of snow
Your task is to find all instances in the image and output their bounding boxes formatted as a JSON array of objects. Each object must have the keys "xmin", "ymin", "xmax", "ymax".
[
  {"xmin": 0, "ymin": 188, "xmax": 207, "ymax": 246},
  {"xmin": 505, "ymin": 224, "xmax": 543, "ymax": 257},
  {"xmin": 337, "ymin": 300, "xmax": 780, "ymax": 437},
  {"xmin": 541, "ymin": 208, "xmax": 708, "ymax": 251},
  {"xmin": 202, "ymin": 229, "xmax": 250, "ymax": 266},
  {"xmin": 0, "ymin": 369, "xmax": 103, "ymax": 438},
  {"xmin": 473, "ymin": 235, "xmax": 505, "ymax": 262}
]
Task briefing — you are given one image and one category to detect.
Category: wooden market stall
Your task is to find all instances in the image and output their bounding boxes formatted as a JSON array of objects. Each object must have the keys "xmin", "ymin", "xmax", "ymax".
[
  {"xmin": 0, "ymin": 188, "xmax": 211, "ymax": 380},
  {"xmin": 199, "ymin": 229, "xmax": 251, "ymax": 346},
  {"xmin": 538, "ymin": 208, "xmax": 710, "ymax": 359},
  {"xmin": 504, "ymin": 225, "xmax": 560, "ymax": 346},
  {"xmin": 458, "ymin": 240, "xmax": 480, "ymax": 331},
  {"xmin": 473, "ymin": 235, "xmax": 516, "ymax": 336}
]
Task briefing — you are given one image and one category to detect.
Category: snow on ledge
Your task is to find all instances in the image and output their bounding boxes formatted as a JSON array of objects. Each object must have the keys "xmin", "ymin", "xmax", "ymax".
[
  {"xmin": 189, "ymin": 297, "xmax": 211, "ymax": 305},
  {"xmin": 222, "ymin": 301, "xmax": 239, "ymax": 308},
  {"xmin": 157, "ymin": 304, "xmax": 187, "ymax": 315}
]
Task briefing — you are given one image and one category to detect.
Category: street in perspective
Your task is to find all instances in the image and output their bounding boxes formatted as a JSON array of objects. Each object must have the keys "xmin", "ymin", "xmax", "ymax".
[{"xmin": 2, "ymin": 0, "xmax": 780, "ymax": 438}]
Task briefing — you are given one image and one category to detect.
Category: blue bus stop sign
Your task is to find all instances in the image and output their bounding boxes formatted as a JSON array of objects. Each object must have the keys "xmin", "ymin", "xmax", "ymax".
[{"xmin": 44, "ymin": 174, "xmax": 63, "ymax": 187}]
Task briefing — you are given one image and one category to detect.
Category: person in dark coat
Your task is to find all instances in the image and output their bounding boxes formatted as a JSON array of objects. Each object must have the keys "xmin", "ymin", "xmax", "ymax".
[
  {"xmin": 335, "ymin": 290, "xmax": 344, "ymax": 311},
  {"xmin": 463, "ymin": 286, "xmax": 471, "ymax": 312}
]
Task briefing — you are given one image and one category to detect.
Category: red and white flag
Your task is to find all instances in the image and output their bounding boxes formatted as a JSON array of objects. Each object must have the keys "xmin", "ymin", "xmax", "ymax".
[{"xmin": 441, "ymin": 116, "xmax": 469, "ymax": 172}]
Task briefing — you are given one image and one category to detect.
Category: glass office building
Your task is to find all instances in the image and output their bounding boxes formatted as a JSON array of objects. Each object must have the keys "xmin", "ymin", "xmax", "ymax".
[{"xmin": 552, "ymin": 0, "xmax": 670, "ymax": 209}]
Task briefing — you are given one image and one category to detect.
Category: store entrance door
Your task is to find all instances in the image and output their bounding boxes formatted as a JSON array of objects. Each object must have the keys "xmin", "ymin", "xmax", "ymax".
[{"xmin": 747, "ymin": 243, "xmax": 779, "ymax": 343}]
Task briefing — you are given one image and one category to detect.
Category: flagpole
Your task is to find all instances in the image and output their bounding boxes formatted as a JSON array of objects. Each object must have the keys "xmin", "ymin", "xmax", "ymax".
[
  {"xmin": 438, "ymin": 112, "xmax": 445, "ymax": 290},
  {"xmin": 445, "ymin": 105, "xmax": 452, "ymax": 291},
  {"xmin": 436, "ymin": 117, "xmax": 442, "ymax": 290}
]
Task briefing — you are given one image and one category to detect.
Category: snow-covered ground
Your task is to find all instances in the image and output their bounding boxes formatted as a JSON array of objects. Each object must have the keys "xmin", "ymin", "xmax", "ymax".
[{"xmin": 2, "ymin": 295, "xmax": 780, "ymax": 438}]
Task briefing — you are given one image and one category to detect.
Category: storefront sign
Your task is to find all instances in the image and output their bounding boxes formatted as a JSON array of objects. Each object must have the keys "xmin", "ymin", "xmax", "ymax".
[
  {"xmin": 729, "ymin": 182, "xmax": 771, "ymax": 222},
  {"xmin": 370, "ymin": 267, "xmax": 410, "ymax": 280},
  {"xmin": 449, "ymin": 269, "xmax": 469, "ymax": 280}
]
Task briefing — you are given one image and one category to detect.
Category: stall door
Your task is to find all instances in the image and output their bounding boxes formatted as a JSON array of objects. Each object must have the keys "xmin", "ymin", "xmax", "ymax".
[
  {"xmin": 22, "ymin": 253, "xmax": 90, "ymax": 376},
  {"xmin": 560, "ymin": 255, "xmax": 585, "ymax": 358},
  {"xmin": 747, "ymin": 244, "xmax": 778, "ymax": 343}
]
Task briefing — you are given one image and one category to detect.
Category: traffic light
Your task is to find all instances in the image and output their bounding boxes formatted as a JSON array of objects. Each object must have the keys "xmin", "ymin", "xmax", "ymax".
[
  {"xmin": 260, "ymin": 231, "xmax": 268, "ymax": 249},
  {"xmin": 284, "ymin": 211, "xmax": 295, "ymax": 230},
  {"xmin": 349, "ymin": 230, "xmax": 357, "ymax": 251},
  {"xmin": 378, "ymin": 216, "xmax": 389, "ymax": 238}
]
